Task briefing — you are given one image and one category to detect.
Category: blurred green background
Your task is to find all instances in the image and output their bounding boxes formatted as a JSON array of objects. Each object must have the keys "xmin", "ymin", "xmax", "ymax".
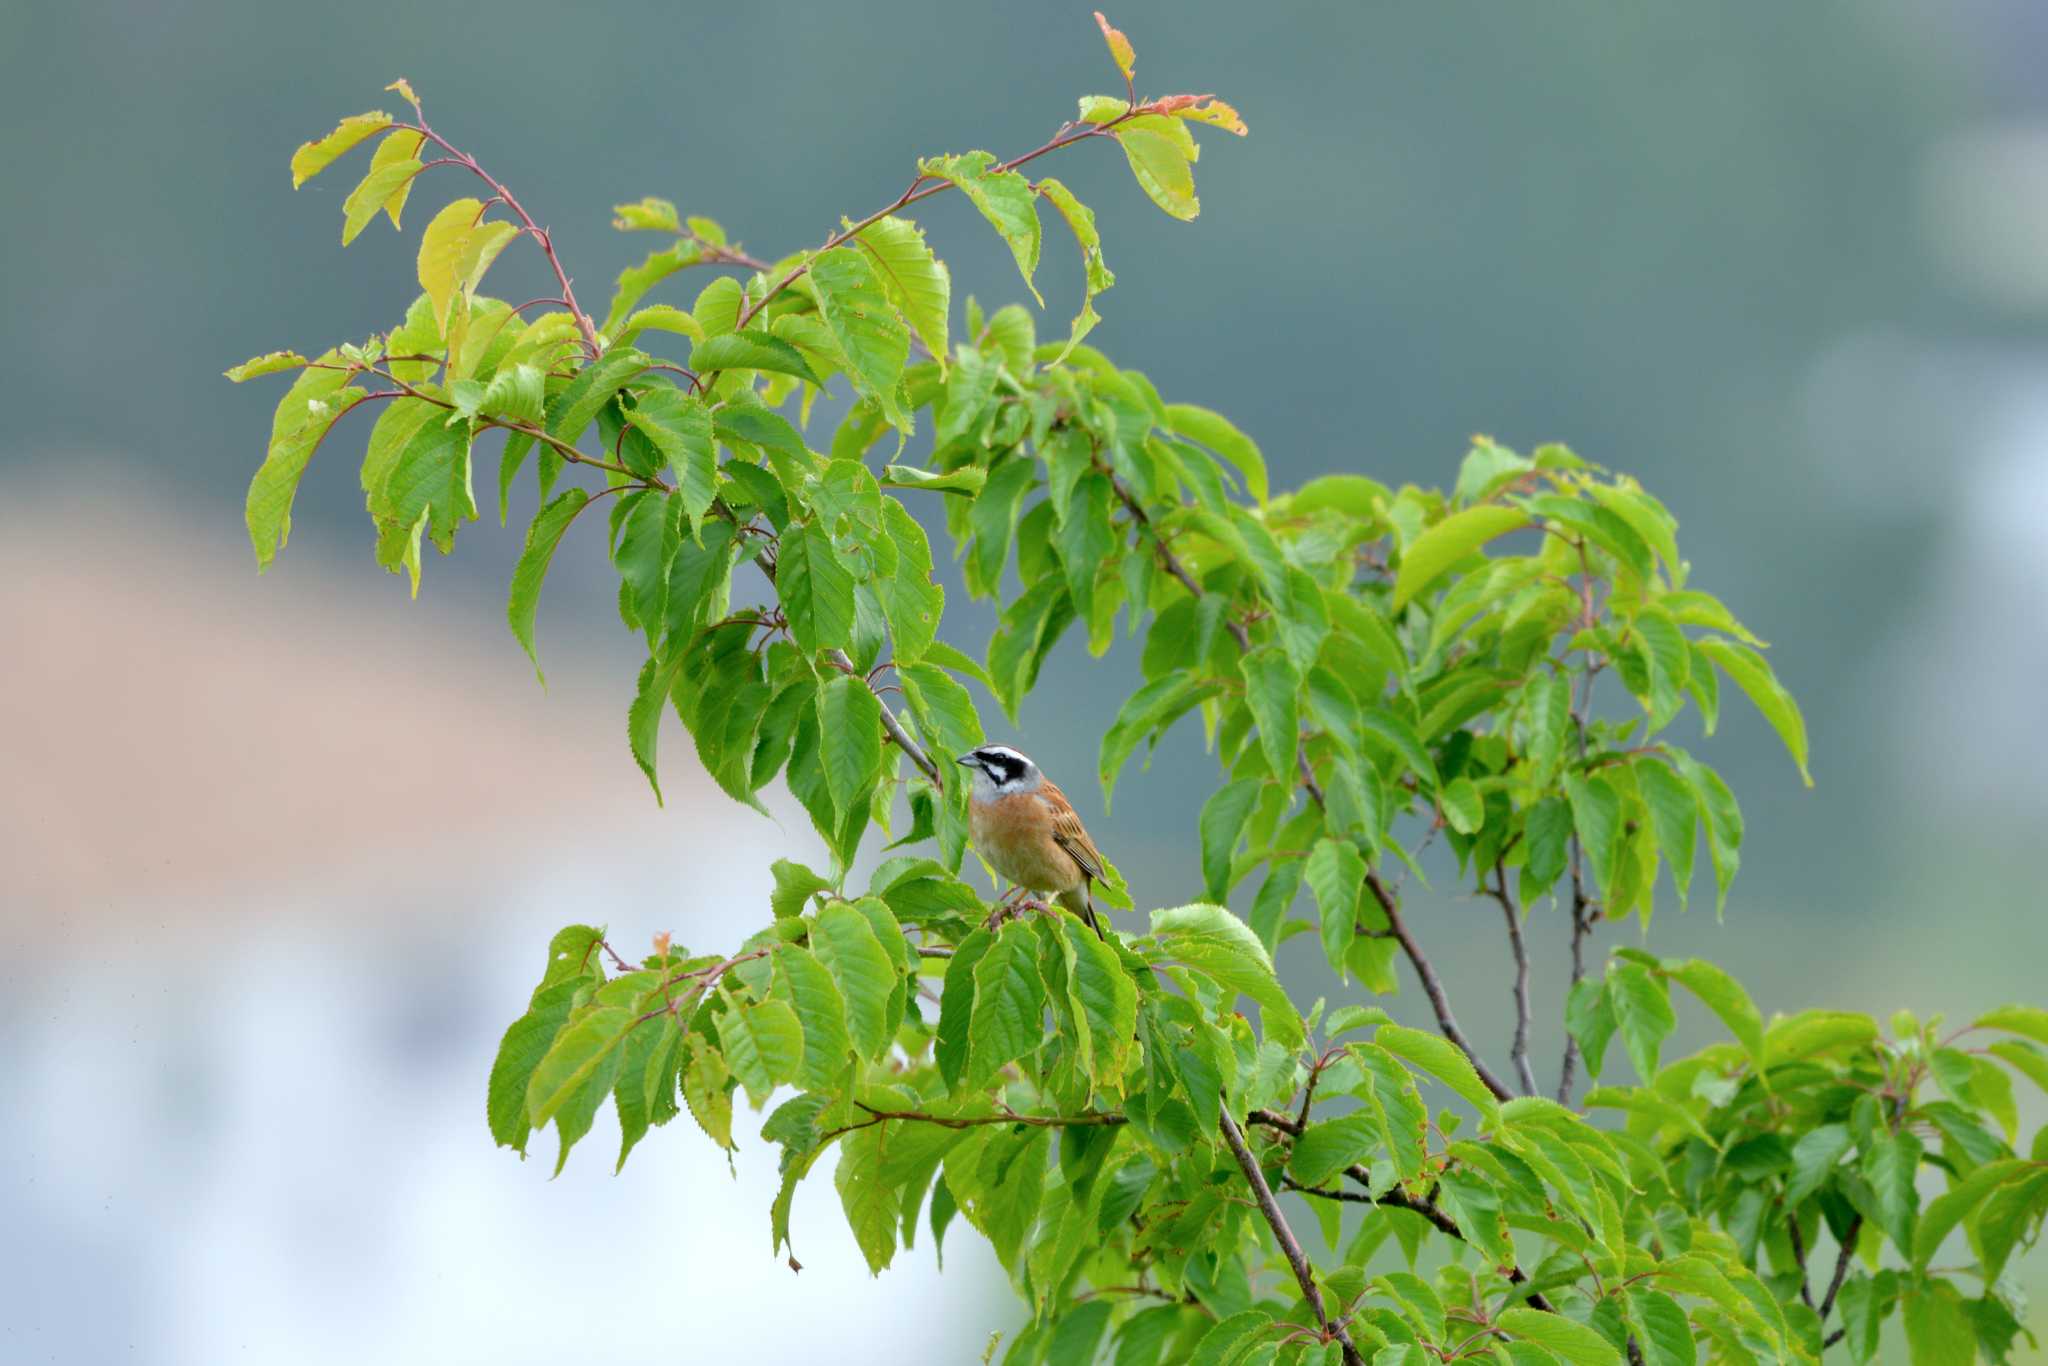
[{"xmin": 3, "ymin": 1, "xmax": 2044, "ymax": 1361}]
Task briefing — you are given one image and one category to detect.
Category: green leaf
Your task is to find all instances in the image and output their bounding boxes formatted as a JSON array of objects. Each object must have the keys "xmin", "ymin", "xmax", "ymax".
[
  {"xmin": 224, "ymin": 349, "xmax": 311, "ymax": 382},
  {"xmin": 1146, "ymin": 904, "xmax": 1305, "ymax": 1049},
  {"xmin": 371, "ymin": 405, "xmax": 477, "ymax": 591},
  {"xmin": 1564, "ymin": 773, "xmax": 1623, "ymax": 898},
  {"xmin": 881, "ymin": 464, "xmax": 986, "ymax": 495},
  {"xmin": 1863, "ymin": 1129, "xmax": 1924, "ymax": 1256},
  {"xmin": 1633, "ymin": 759, "xmax": 1698, "ymax": 911},
  {"xmin": 505, "ymin": 488, "xmax": 589, "ymax": 683},
  {"xmin": 770, "ymin": 859, "xmax": 831, "ymax": 921},
  {"xmin": 690, "ymin": 330, "xmax": 822, "ymax": 385},
  {"xmin": 967, "ymin": 922, "xmax": 1049, "ymax": 1088},
  {"xmin": 810, "ymin": 903, "xmax": 900, "ymax": 1062},
  {"xmin": 1116, "ymin": 122, "xmax": 1199, "ymax": 221},
  {"xmin": 1901, "ymin": 1280, "xmax": 1975, "ymax": 1366},
  {"xmin": 833, "ymin": 1120, "xmax": 901, "ymax": 1275},
  {"xmin": 486, "ymin": 978, "xmax": 580, "ymax": 1154},
  {"xmin": 1289, "ymin": 1114, "xmax": 1378, "ymax": 1188},
  {"xmin": 1375, "ymin": 1024, "xmax": 1500, "ymax": 1126},
  {"xmin": 545, "ymin": 346, "xmax": 650, "ymax": 444},
  {"xmin": 291, "ymin": 110, "xmax": 393, "ymax": 187},
  {"xmin": 810, "ymin": 246, "xmax": 911, "ymax": 427},
  {"xmin": 851, "ymin": 215, "xmax": 950, "ymax": 363},
  {"xmin": 816, "ymin": 674, "xmax": 884, "ymax": 821},
  {"xmin": 340, "ymin": 152, "xmax": 423, "ymax": 244},
  {"xmin": 1239, "ymin": 645, "xmax": 1302, "ymax": 781},
  {"xmin": 1625, "ymin": 1289, "xmax": 1696, "ymax": 1366},
  {"xmin": 1692, "ymin": 638, "xmax": 1810, "ymax": 785},
  {"xmin": 1391, "ymin": 505, "xmax": 1529, "ymax": 610},
  {"xmin": 879, "ymin": 499, "xmax": 944, "ymax": 663},
  {"xmin": 1059, "ymin": 916, "xmax": 1139, "ymax": 1087},
  {"xmin": 716, "ymin": 997, "xmax": 804, "ymax": 1106},
  {"xmin": 1973, "ymin": 1005, "xmax": 2048, "ymax": 1046},
  {"xmin": 936, "ymin": 928, "xmax": 994, "ymax": 1092},
  {"xmin": 1670, "ymin": 750, "xmax": 1741, "ymax": 915},
  {"xmin": 918, "ymin": 151, "xmax": 1043, "ymax": 304},
  {"xmin": 1163, "ymin": 403, "xmax": 1267, "ymax": 504},
  {"xmin": 1034, "ymin": 178, "xmax": 1114, "ymax": 362},
  {"xmin": 1661, "ymin": 958, "xmax": 1762, "ymax": 1065},
  {"xmin": 526, "ymin": 1006, "xmax": 636, "ymax": 1127},
  {"xmin": 610, "ymin": 489, "xmax": 675, "ymax": 643},
  {"xmin": 1185, "ymin": 1311, "xmax": 1272, "ymax": 1366},
  {"xmin": 1304, "ymin": 837, "xmax": 1366, "ymax": 979},
  {"xmin": 1608, "ymin": 962, "xmax": 1676, "ymax": 1081},
  {"xmin": 627, "ymin": 653, "xmax": 683, "ymax": 802},
  {"xmin": 779, "ymin": 522, "xmax": 857, "ymax": 655},
  {"xmin": 1439, "ymin": 777, "xmax": 1482, "ymax": 835},
  {"xmin": 1786, "ymin": 1123, "xmax": 1851, "ymax": 1205},
  {"xmin": 1913, "ymin": 1158, "xmax": 2034, "ymax": 1270},
  {"xmin": 1496, "ymin": 1306, "xmax": 1623, "ymax": 1365},
  {"xmin": 1565, "ymin": 979, "xmax": 1616, "ymax": 1080},
  {"xmin": 624, "ymin": 389, "xmax": 717, "ymax": 529},
  {"xmin": 1358, "ymin": 707, "xmax": 1439, "ymax": 791},
  {"xmin": 246, "ymin": 352, "xmax": 365, "ymax": 569},
  {"xmin": 1199, "ymin": 779, "xmax": 1262, "ymax": 902}
]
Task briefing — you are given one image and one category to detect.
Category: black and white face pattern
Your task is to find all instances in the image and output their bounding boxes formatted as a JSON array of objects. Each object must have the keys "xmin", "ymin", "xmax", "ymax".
[{"xmin": 957, "ymin": 744, "xmax": 1040, "ymax": 798}]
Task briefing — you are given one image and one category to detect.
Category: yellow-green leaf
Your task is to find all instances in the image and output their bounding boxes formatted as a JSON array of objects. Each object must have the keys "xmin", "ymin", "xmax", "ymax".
[
  {"xmin": 290, "ymin": 110, "xmax": 393, "ymax": 188},
  {"xmin": 1391, "ymin": 505, "xmax": 1529, "ymax": 610}
]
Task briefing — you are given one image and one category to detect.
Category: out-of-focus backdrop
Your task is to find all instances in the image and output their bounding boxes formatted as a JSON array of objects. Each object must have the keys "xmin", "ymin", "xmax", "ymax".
[{"xmin": 4, "ymin": 1, "xmax": 2045, "ymax": 1360}]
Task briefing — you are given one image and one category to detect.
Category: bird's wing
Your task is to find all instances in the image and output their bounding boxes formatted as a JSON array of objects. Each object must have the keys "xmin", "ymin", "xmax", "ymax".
[{"xmin": 1038, "ymin": 780, "xmax": 1106, "ymax": 883}]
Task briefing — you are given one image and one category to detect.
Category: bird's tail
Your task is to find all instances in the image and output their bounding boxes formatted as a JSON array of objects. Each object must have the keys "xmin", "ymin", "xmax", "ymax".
[{"xmin": 1059, "ymin": 884, "xmax": 1106, "ymax": 940}]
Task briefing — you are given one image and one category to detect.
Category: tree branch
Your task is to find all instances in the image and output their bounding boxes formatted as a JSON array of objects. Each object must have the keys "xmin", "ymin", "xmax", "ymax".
[
  {"xmin": 1218, "ymin": 1107, "xmax": 1366, "ymax": 1366},
  {"xmin": 1787, "ymin": 1213, "xmax": 1816, "ymax": 1310},
  {"xmin": 736, "ymin": 112, "xmax": 1135, "ymax": 331},
  {"xmin": 404, "ymin": 108, "xmax": 603, "ymax": 356},
  {"xmin": 1818, "ymin": 1215, "xmax": 1862, "ymax": 1324},
  {"xmin": 1109, "ymin": 458, "xmax": 1516, "ymax": 1106},
  {"xmin": 1365, "ymin": 871, "xmax": 1518, "ymax": 1104},
  {"xmin": 1488, "ymin": 860, "xmax": 1540, "ymax": 1096}
]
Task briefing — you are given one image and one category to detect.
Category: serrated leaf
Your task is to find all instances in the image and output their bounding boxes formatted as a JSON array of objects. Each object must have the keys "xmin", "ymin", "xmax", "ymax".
[
  {"xmin": 1440, "ymin": 777, "xmax": 1482, "ymax": 834},
  {"xmin": 918, "ymin": 151, "xmax": 1043, "ymax": 304},
  {"xmin": 340, "ymin": 152, "xmax": 423, "ymax": 245},
  {"xmin": 246, "ymin": 351, "xmax": 365, "ymax": 569},
  {"xmin": 811, "ymin": 903, "xmax": 900, "ymax": 1062},
  {"xmin": 1239, "ymin": 645, "xmax": 1302, "ymax": 782},
  {"xmin": 1661, "ymin": 958, "xmax": 1762, "ymax": 1065},
  {"xmin": 1198, "ymin": 779, "xmax": 1262, "ymax": 902},
  {"xmin": 852, "ymin": 215, "xmax": 950, "ymax": 363},
  {"xmin": 779, "ymin": 522, "xmax": 857, "ymax": 655},
  {"xmin": 1633, "ymin": 758, "xmax": 1697, "ymax": 911},
  {"xmin": 624, "ymin": 388, "xmax": 716, "ymax": 529},
  {"xmin": 1391, "ymin": 505, "xmax": 1529, "ymax": 610},
  {"xmin": 526, "ymin": 1006, "xmax": 636, "ymax": 1128},
  {"xmin": 224, "ymin": 350, "xmax": 311, "ymax": 382},
  {"xmin": 1304, "ymin": 837, "xmax": 1366, "ymax": 979},
  {"xmin": 1059, "ymin": 916, "xmax": 1138, "ymax": 1088},
  {"xmin": 880, "ymin": 464, "xmax": 986, "ymax": 495},
  {"xmin": 1608, "ymin": 962, "xmax": 1676, "ymax": 1081},
  {"xmin": 690, "ymin": 330, "xmax": 822, "ymax": 385},
  {"xmin": 1496, "ymin": 1306, "xmax": 1623, "ymax": 1365},
  {"xmin": 810, "ymin": 246, "xmax": 910, "ymax": 427},
  {"xmin": 1146, "ymin": 903, "xmax": 1304, "ymax": 1048},
  {"xmin": 1693, "ymin": 638, "xmax": 1810, "ymax": 785},
  {"xmin": 1163, "ymin": 403, "xmax": 1266, "ymax": 504},
  {"xmin": 505, "ymin": 488, "xmax": 588, "ymax": 683},
  {"xmin": 967, "ymin": 922, "xmax": 1049, "ymax": 1087},
  {"xmin": 1116, "ymin": 121, "xmax": 1198, "ymax": 220},
  {"xmin": 816, "ymin": 673, "xmax": 884, "ymax": 820},
  {"xmin": 716, "ymin": 997, "xmax": 804, "ymax": 1107},
  {"xmin": 1913, "ymin": 1158, "xmax": 2033, "ymax": 1269},
  {"xmin": 1035, "ymin": 177, "xmax": 1115, "ymax": 362},
  {"xmin": 291, "ymin": 110, "xmax": 393, "ymax": 188},
  {"xmin": 1376, "ymin": 1023, "xmax": 1500, "ymax": 1125}
]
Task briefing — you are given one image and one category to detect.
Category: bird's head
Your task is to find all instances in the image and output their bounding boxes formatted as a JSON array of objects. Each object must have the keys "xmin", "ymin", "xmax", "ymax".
[{"xmin": 956, "ymin": 744, "xmax": 1039, "ymax": 798}]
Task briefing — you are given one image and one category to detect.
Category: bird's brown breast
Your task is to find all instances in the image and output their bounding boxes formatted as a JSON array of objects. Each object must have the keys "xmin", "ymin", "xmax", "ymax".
[{"xmin": 970, "ymin": 789, "xmax": 1087, "ymax": 893}]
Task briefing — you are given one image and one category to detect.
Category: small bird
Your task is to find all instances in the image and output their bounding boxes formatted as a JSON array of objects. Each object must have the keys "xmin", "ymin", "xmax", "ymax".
[{"xmin": 957, "ymin": 745, "xmax": 1110, "ymax": 939}]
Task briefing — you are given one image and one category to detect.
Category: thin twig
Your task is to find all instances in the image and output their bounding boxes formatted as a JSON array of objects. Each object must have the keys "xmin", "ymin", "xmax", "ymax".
[
  {"xmin": 1365, "ymin": 872, "xmax": 1517, "ymax": 1104},
  {"xmin": 735, "ymin": 112, "xmax": 1136, "ymax": 332},
  {"xmin": 1489, "ymin": 860, "xmax": 1539, "ymax": 1096},
  {"xmin": 1218, "ymin": 1108, "xmax": 1365, "ymax": 1366},
  {"xmin": 404, "ymin": 106, "xmax": 603, "ymax": 355},
  {"xmin": 1787, "ymin": 1213, "xmax": 1815, "ymax": 1310},
  {"xmin": 1818, "ymin": 1215, "xmax": 1862, "ymax": 1323}
]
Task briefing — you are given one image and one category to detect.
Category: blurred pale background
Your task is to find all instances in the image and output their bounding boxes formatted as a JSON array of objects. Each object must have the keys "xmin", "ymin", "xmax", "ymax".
[{"xmin": 3, "ymin": 1, "xmax": 2045, "ymax": 1361}]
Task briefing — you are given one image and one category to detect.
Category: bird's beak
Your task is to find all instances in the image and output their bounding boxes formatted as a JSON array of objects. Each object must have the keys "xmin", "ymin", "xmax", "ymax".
[{"xmin": 954, "ymin": 754, "xmax": 977, "ymax": 768}]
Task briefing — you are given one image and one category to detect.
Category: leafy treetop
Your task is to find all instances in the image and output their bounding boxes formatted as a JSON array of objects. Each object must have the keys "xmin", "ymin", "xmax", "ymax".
[{"xmin": 233, "ymin": 16, "xmax": 2044, "ymax": 1365}]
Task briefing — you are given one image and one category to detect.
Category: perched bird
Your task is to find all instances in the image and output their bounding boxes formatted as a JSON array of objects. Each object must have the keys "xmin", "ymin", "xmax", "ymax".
[{"xmin": 957, "ymin": 744, "xmax": 1110, "ymax": 939}]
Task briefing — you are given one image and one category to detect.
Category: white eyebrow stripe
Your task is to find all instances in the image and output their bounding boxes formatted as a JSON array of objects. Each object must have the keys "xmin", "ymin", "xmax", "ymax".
[{"xmin": 978, "ymin": 745, "xmax": 1028, "ymax": 765}]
